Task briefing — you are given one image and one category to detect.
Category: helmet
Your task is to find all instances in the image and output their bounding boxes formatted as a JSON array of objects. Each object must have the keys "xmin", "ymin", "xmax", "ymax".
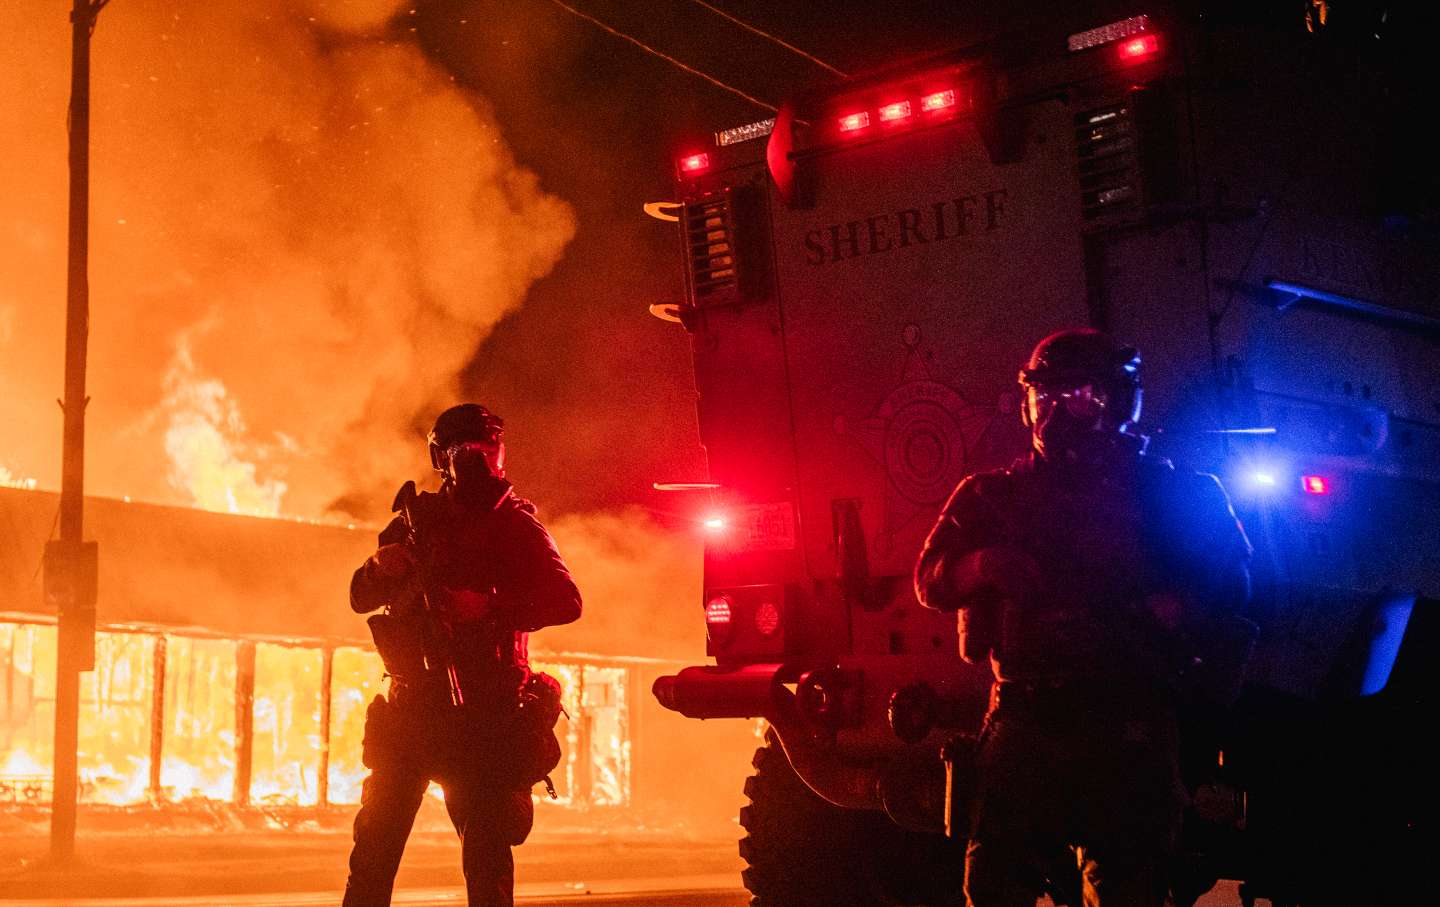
[
  {"xmin": 1018, "ymin": 329, "xmax": 1142, "ymax": 459},
  {"xmin": 427, "ymin": 403, "xmax": 505, "ymax": 472}
]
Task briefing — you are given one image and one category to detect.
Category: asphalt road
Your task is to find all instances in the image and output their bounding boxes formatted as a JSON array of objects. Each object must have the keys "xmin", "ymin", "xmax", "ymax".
[
  {"xmin": 0, "ymin": 879, "xmax": 752, "ymax": 907},
  {"xmin": 0, "ymin": 825, "xmax": 1251, "ymax": 907},
  {"xmin": 0, "ymin": 880, "xmax": 1255, "ymax": 907}
]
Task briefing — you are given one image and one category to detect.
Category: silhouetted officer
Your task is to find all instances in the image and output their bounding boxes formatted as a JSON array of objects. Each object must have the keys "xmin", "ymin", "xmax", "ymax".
[
  {"xmin": 916, "ymin": 330, "xmax": 1253, "ymax": 907},
  {"xmin": 343, "ymin": 404, "xmax": 581, "ymax": 907}
]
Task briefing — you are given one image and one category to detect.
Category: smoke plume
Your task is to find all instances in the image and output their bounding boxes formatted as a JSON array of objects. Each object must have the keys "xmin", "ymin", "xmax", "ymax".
[
  {"xmin": 0, "ymin": 0, "xmax": 574, "ymax": 518},
  {"xmin": 541, "ymin": 507, "xmax": 705, "ymax": 660}
]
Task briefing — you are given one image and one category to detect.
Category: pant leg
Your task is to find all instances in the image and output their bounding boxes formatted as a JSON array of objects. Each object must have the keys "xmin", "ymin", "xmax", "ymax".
[
  {"xmin": 963, "ymin": 717, "xmax": 1065, "ymax": 907},
  {"xmin": 1075, "ymin": 845, "xmax": 1170, "ymax": 907},
  {"xmin": 1072, "ymin": 715, "xmax": 1184, "ymax": 907},
  {"xmin": 342, "ymin": 763, "xmax": 430, "ymax": 907},
  {"xmin": 440, "ymin": 779, "xmax": 534, "ymax": 907},
  {"xmin": 964, "ymin": 838, "xmax": 1047, "ymax": 907}
]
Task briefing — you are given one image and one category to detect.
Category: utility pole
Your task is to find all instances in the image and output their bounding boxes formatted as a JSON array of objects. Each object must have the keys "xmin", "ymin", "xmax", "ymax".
[{"xmin": 46, "ymin": 0, "xmax": 107, "ymax": 865}]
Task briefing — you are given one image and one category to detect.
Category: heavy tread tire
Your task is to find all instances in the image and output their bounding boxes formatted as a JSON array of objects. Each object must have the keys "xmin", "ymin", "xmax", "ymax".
[{"xmin": 738, "ymin": 731, "xmax": 965, "ymax": 907}]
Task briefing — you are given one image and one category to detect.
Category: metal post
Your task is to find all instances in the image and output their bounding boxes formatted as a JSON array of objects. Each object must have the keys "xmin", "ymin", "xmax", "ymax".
[
  {"xmin": 233, "ymin": 641, "xmax": 256, "ymax": 808},
  {"xmin": 48, "ymin": 0, "xmax": 105, "ymax": 865},
  {"xmin": 148, "ymin": 636, "xmax": 166, "ymax": 801},
  {"xmin": 575, "ymin": 670, "xmax": 592, "ymax": 807},
  {"xmin": 317, "ymin": 646, "xmax": 333, "ymax": 809}
]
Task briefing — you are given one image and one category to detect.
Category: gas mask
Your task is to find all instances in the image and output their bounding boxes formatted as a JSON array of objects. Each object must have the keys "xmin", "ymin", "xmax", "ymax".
[
  {"xmin": 1025, "ymin": 382, "xmax": 1111, "ymax": 462},
  {"xmin": 1017, "ymin": 329, "xmax": 1143, "ymax": 467},
  {"xmin": 442, "ymin": 440, "xmax": 507, "ymax": 506},
  {"xmin": 427, "ymin": 403, "xmax": 508, "ymax": 506}
]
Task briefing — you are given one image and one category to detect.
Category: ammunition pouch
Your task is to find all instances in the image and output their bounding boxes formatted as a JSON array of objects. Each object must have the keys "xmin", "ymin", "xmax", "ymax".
[
  {"xmin": 361, "ymin": 694, "xmax": 397, "ymax": 770},
  {"xmin": 958, "ymin": 591, "xmax": 1003, "ymax": 665},
  {"xmin": 367, "ymin": 613, "xmax": 425, "ymax": 681},
  {"xmin": 510, "ymin": 671, "xmax": 564, "ymax": 793},
  {"xmin": 941, "ymin": 731, "xmax": 981, "ymax": 840}
]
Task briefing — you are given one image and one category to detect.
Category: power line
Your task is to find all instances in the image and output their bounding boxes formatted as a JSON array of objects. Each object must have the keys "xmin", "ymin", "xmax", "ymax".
[
  {"xmin": 544, "ymin": 0, "xmax": 779, "ymax": 113},
  {"xmin": 685, "ymin": 0, "xmax": 848, "ymax": 76}
]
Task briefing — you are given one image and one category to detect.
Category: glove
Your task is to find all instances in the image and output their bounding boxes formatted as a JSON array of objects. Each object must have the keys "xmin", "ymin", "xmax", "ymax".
[
  {"xmin": 947, "ymin": 546, "xmax": 1042, "ymax": 606},
  {"xmin": 368, "ymin": 543, "xmax": 416, "ymax": 580},
  {"xmin": 948, "ymin": 547, "xmax": 1042, "ymax": 666}
]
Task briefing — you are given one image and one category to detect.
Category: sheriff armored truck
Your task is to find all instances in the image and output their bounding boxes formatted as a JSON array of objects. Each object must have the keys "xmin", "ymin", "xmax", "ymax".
[{"xmin": 649, "ymin": 5, "xmax": 1437, "ymax": 905}]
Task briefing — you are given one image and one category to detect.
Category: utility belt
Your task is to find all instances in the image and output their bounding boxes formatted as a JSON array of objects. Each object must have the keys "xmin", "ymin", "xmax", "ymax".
[
  {"xmin": 368, "ymin": 611, "xmax": 522, "ymax": 689},
  {"xmin": 386, "ymin": 666, "xmax": 523, "ymax": 712},
  {"xmin": 362, "ymin": 667, "xmax": 565, "ymax": 797}
]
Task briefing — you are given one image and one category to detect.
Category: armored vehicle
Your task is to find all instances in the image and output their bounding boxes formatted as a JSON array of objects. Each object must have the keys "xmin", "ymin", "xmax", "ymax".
[{"xmin": 650, "ymin": 4, "xmax": 1437, "ymax": 904}]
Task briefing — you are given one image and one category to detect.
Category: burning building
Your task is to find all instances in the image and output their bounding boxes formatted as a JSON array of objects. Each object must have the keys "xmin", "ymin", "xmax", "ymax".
[{"xmin": 0, "ymin": 486, "xmax": 755, "ymax": 822}]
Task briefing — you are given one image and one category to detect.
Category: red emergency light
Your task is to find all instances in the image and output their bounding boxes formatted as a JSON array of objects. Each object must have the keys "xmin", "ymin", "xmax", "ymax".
[
  {"xmin": 838, "ymin": 111, "xmax": 870, "ymax": 133},
  {"xmin": 920, "ymin": 89, "xmax": 956, "ymax": 112},
  {"xmin": 754, "ymin": 600, "xmax": 780, "ymax": 636},
  {"xmin": 878, "ymin": 100, "xmax": 912, "ymax": 123},
  {"xmin": 702, "ymin": 515, "xmax": 727, "ymax": 532},
  {"xmin": 678, "ymin": 152, "xmax": 710, "ymax": 174},
  {"xmin": 705, "ymin": 593, "xmax": 733, "ymax": 645},
  {"xmin": 1117, "ymin": 34, "xmax": 1161, "ymax": 62},
  {"xmin": 1301, "ymin": 475, "xmax": 1330, "ymax": 495}
]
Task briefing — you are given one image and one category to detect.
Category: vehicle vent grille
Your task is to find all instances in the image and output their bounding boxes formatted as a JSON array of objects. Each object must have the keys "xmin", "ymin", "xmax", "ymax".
[
  {"xmin": 1075, "ymin": 102, "xmax": 1140, "ymax": 222},
  {"xmin": 683, "ymin": 194, "xmax": 738, "ymax": 300}
]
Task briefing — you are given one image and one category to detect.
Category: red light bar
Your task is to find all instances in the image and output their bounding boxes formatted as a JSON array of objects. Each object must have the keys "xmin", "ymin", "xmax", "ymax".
[
  {"xmin": 1117, "ymin": 34, "xmax": 1160, "ymax": 61},
  {"xmin": 838, "ymin": 111, "xmax": 870, "ymax": 133},
  {"xmin": 920, "ymin": 89, "xmax": 956, "ymax": 112},
  {"xmin": 1068, "ymin": 15, "xmax": 1150, "ymax": 52},
  {"xmin": 1301, "ymin": 475, "xmax": 1330, "ymax": 495},
  {"xmin": 678, "ymin": 152, "xmax": 710, "ymax": 174},
  {"xmin": 702, "ymin": 515, "xmax": 726, "ymax": 531},
  {"xmin": 878, "ymin": 100, "xmax": 912, "ymax": 123}
]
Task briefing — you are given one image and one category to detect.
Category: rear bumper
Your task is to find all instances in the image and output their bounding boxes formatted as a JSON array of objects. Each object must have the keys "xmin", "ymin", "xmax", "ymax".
[
  {"xmin": 652, "ymin": 663, "xmax": 887, "ymax": 810},
  {"xmin": 651, "ymin": 663, "xmax": 786, "ymax": 719}
]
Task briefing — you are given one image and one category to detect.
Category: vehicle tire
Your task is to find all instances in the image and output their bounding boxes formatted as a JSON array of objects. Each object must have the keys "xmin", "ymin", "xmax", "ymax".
[{"xmin": 738, "ymin": 730, "xmax": 965, "ymax": 907}]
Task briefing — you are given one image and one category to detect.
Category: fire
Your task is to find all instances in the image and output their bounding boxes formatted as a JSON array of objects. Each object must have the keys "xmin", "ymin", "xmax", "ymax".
[
  {"xmin": 251, "ymin": 643, "xmax": 323, "ymax": 806},
  {"xmin": 0, "ymin": 465, "xmax": 38, "ymax": 490},
  {"xmin": 77, "ymin": 633, "xmax": 155, "ymax": 805},
  {"xmin": 328, "ymin": 647, "xmax": 385, "ymax": 805},
  {"xmin": 1, "ymin": 621, "xmax": 634, "ymax": 812},
  {"xmin": 0, "ymin": 622, "xmax": 55, "ymax": 802},
  {"xmin": 162, "ymin": 338, "xmax": 287, "ymax": 517},
  {"xmin": 1, "ymin": 0, "xmax": 576, "ymax": 522},
  {"xmin": 581, "ymin": 665, "xmax": 630, "ymax": 806},
  {"xmin": 158, "ymin": 636, "xmax": 238, "ymax": 802}
]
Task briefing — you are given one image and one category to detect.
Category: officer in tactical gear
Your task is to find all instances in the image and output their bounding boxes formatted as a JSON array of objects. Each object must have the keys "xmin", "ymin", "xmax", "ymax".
[
  {"xmin": 342, "ymin": 403, "xmax": 582, "ymax": 907},
  {"xmin": 915, "ymin": 329, "xmax": 1254, "ymax": 907}
]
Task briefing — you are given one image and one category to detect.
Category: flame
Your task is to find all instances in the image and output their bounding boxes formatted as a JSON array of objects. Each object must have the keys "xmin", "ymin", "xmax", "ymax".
[
  {"xmin": 1, "ymin": 748, "xmax": 48, "ymax": 777},
  {"xmin": 328, "ymin": 647, "xmax": 384, "ymax": 805},
  {"xmin": 161, "ymin": 336, "xmax": 288, "ymax": 517},
  {"xmin": 77, "ymin": 633, "xmax": 156, "ymax": 805},
  {"xmin": 1, "ymin": 623, "xmax": 634, "ymax": 811},
  {"xmin": 0, "ymin": 622, "xmax": 55, "ymax": 799},
  {"xmin": 158, "ymin": 636, "xmax": 238, "ymax": 802},
  {"xmin": 582, "ymin": 665, "xmax": 630, "ymax": 806},
  {"xmin": 0, "ymin": 465, "xmax": 38, "ymax": 490},
  {"xmin": 251, "ymin": 643, "xmax": 323, "ymax": 806}
]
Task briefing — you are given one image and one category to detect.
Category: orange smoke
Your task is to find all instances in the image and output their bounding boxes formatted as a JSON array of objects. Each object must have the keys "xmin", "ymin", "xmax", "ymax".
[{"xmin": 0, "ymin": 0, "xmax": 574, "ymax": 519}]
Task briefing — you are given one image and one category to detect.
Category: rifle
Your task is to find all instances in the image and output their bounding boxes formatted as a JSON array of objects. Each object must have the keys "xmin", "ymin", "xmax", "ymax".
[{"xmin": 391, "ymin": 479, "xmax": 466, "ymax": 707}]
